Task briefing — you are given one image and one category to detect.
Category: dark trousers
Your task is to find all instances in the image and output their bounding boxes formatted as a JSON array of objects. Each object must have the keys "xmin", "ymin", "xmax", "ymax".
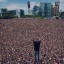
[{"xmin": 34, "ymin": 50, "xmax": 39, "ymax": 60}]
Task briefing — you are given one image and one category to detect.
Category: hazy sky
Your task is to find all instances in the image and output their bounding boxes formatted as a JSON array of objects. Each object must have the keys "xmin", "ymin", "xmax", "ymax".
[{"xmin": 0, "ymin": 0, "xmax": 64, "ymax": 14}]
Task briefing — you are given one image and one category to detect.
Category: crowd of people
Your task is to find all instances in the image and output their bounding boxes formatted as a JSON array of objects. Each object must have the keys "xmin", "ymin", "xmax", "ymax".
[{"xmin": 0, "ymin": 18, "xmax": 64, "ymax": 64}]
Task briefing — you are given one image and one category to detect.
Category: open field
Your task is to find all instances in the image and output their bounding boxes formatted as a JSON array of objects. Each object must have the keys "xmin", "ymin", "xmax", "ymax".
[{"xmin": 0, "ymin": 18, "xmax": 64, "ymax": 64}]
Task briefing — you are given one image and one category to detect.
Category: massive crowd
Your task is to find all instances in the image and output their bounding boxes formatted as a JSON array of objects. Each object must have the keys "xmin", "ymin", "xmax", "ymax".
[{"xmin": 0, "ymin": 18, "xmax": 64, "ymax": 64}]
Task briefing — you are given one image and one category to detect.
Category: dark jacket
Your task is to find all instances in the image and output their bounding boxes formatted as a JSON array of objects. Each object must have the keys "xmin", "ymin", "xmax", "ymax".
[{"xmin": 33, "ymin": 40, "xmax": 41, "ymax": 51}]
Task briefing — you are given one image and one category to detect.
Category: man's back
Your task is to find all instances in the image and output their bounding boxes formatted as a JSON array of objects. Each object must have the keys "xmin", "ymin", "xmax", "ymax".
[{"xmin": 33, "ymin": 40, "xmax": 41, "ymax": 51}]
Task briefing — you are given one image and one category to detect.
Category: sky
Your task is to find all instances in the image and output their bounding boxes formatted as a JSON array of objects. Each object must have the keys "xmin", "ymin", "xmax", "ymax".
[{"xmin": 0, "ymin": 0, "xmax": 64, "ymax": 14}]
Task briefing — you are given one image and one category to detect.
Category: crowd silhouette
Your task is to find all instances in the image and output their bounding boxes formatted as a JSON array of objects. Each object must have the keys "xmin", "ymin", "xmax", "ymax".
[{"xmin": 0, "ymin": 18, "xmax": 64, "ymax": 64}]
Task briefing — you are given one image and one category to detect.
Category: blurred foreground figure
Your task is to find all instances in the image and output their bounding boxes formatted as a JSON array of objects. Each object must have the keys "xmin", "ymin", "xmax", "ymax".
[{"xmin": 33, "ymin": 40, "xmax": 41, "ymax": 61}]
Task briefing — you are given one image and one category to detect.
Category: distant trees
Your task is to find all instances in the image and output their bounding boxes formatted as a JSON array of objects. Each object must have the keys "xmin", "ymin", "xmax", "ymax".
[
  {"xmin": 5, "ymin": 11, "xmax": 16, "ymax": 18},
  {"xmin": 23, "ymin": 15, "xmax": 44, "ymax": 18}
]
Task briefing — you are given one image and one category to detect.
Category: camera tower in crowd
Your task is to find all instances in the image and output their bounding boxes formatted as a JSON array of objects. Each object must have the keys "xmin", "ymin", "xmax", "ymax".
[{"xmin": 27, "ymin": 1, "xmax": 30, "ymax": 13}]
